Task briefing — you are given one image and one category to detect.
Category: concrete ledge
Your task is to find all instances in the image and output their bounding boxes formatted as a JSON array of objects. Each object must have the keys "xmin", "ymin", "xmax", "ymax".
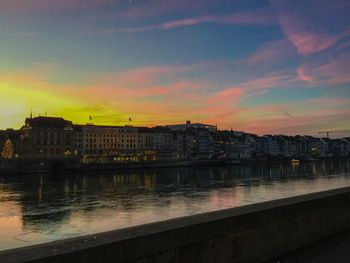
[{"xmin": 1, "ymin": 186, "xmax": 350, "ymax": 263}]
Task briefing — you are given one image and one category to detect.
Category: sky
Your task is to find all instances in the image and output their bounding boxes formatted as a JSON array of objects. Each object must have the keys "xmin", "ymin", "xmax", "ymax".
[{"xmin": 0, "ymin": 0, "xmax": 350, "ymax": 137}]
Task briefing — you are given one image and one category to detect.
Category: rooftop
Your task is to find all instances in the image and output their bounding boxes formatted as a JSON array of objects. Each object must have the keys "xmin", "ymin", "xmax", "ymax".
[{"xmin": 24, "ymin": 116, "xmax": 73, "ymax": 129}]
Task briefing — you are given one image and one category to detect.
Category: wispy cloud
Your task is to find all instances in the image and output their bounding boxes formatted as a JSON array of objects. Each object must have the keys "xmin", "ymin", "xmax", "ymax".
[
  {"xmin": 244, "ymin": 39, "xmax": 297, "ymax": 66},
  {"xmin": 92, "ymin": 7, "xmax": 276, "ymax": 35},
  {"xmin": 233, "ymin": 97, "xmax": 350, "ymax": 135},
  {"xmin": 87, "ymin": 60, "xmax": 225, "ymax": 88},
  {"xmin": 208, "ymin": 87, "xmax": 244, "ymax": 104},
  {"xmin": 297, "ymin": 52, "xmax": 350, "ymax": 85},
  {"xmin": 271, "ymin": 0, "xmax": 350, "ymax": 55},
  {"xmin": 160, "ymin": 16, "xmax": 213, "ymax": 30},
  {"xmin": 1, "ymin": 62, "xmax": 349, "ymax": 135},
  {"xmin": 205, "ymin": 71, "xmax": 303, "ymax": 123},
  {"xmin": 238, "ymin": 72, "xmax": 301, "ymax": 94}
]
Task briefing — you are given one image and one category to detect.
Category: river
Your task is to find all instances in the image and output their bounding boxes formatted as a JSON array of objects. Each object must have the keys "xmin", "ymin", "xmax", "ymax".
[{"xmin": 1, "ymin": 160, "xmax": 350, "ymax": 251}]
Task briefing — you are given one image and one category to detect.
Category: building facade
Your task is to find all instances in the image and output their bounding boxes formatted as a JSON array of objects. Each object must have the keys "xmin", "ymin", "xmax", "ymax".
[
  {"xmin": 7, "ymin": 116, "xmax": 350, "ymax": 162},
  {"xmin": 20, "ymin": 116, "xmax": 75, "ymax": 159}
]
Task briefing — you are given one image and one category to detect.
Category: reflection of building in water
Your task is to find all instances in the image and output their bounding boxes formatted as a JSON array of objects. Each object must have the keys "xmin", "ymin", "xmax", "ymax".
[
  {"xmin": 6, "ymin": 175, "xmax": 74, "ymax": 231},
  {"xmin": 0, "ymin": 160, "xmax": 349, "ymax": 243},
  {"xmin": 144, "ymin": 174, "xmax": 156, "ymax": 190},
  {"xmin": 292, "ymin": 161, "xmax": 300, "ymax": 172}
]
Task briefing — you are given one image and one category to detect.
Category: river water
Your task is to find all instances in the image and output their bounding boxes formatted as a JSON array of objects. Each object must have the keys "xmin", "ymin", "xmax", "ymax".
[{"xmin": 1, "ymin": 160, "xmax": 350, "ymax": 251}]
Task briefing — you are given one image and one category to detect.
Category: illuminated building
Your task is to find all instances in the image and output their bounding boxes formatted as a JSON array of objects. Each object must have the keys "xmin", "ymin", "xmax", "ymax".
[{"xmin": 20, "ymin": 116, "xmax": 75, "ymax": 159}]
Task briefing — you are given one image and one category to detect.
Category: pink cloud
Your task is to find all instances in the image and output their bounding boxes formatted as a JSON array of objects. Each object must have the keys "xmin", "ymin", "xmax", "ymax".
[
  {"xmin": 233, "ymin": 97, "xmax": 350, "ymax": 135},
  {"xmin": 241, "ymin": 72, "xmax": 300, "ymax": 94},
  {"xmin": 206, "ymin": 72, "xmax": 301, "ymax": 116},
  {"xmin": 81, "ymin": 67, "xmax": 209, "ymax": 115},
  {"xmin": 203, "ymin": 97, "xmax": 350, "ymax": 135},
  {"xmin": 85, "ymin": 80, "xmax": 200, "ymax": 102},
  {"xmin": 297, "ymin": 67, "xmax": 314, "ymax": 83},
  {"xmin": 271, "ymin": 0, "xmax": 350, "ymax": 55},
  {"xmin": 297, "ymin": 52, "xmax": 350, "ymax": 85},
  {"xmin": 203, "ymin": 71, "xmax": 303, "ymax": 127},
  {"xmin": 282, "ymin": 30, "xmax": 349, "ymax": 56},
  {"xmin": 163, "ymin": 8, "xmax": 276, "ymax": 29},
  {"xmin": 208, "ymin": 88, "xmax": 244, "ymax": 104},
  {"xmin": 93, "ymin": 66, "xmax": 301, "ymax": 122},
  {"xmin": 84, "ymin": 66, "xmax": 183, "ymax": 89},
  {"xmin": 3, "ymin": 61, "xmax": 349, "ymax": 135},
  {"xmin": 86, "ymin": 60, "xmax": 227, "ymax": 89},
  {"xmin": 238, "ymin": 110, "xmax": 350, "ymax": 136},
  {"xmin": 245, "ymin": 39, "xmax": 297, "ymax": 65},
  {"xmin": 160, "ymin": 17, "xmax": 213, "ymax": 30}
]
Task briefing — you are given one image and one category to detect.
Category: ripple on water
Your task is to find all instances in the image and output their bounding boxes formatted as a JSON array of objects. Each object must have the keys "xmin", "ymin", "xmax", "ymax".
[{"xmin": 1, "ymin": 160, "xmax": 350, "ymax": 251}]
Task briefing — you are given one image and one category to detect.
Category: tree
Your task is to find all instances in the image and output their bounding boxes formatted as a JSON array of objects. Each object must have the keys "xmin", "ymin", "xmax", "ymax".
[{"xmin": 2, "ymin": 139, "xmax": 14, "ymax": 159}]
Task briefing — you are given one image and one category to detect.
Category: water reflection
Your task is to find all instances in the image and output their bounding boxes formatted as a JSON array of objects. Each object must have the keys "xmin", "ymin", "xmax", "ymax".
[{"xmin": 0, "ymin": 160, "xmax": 350, "ymax": 251}]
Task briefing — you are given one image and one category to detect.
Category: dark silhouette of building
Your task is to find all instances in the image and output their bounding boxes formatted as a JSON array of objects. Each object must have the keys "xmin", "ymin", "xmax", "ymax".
[{"xmin": 20, "ymin": 116, "xmax": 75, "ymax": 159}]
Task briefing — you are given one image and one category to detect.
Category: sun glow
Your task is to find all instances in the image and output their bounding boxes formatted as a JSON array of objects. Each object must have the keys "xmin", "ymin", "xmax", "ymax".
[{"xmin": 0, "ymin": 83, "xmax": 128, "ymax": 129}]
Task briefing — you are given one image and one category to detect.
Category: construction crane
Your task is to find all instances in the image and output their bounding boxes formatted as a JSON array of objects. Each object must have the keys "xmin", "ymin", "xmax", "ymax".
[{"xmin": 318, "ymin": 130, "xmax": 350, "ymax": 138}]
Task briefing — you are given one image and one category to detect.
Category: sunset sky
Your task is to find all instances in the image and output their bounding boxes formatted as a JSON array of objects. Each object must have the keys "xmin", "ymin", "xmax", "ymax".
[{"xmin": 0, "ymin": 0, "xmax": 350, "ymax": 136}]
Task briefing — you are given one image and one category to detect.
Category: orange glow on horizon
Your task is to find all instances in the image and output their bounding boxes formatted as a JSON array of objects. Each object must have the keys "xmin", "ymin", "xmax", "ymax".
[{"xmin": 1, "ymin": 68, "xmax": 349, "ymax": 137}]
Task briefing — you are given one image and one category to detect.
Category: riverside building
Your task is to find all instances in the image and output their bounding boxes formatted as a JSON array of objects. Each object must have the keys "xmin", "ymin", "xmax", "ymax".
[
  {"xmin": 76, "ymin": 124, "xmax": 157, "ymax": 163},
  {"xmin": 20, "ymin": 116, "xmax": 75, "ymax": 159},
  {"xmin": 18, "ymin": 116, "xmax": 172, "ymax": 163},
  {"xmin": 10, "ymin": 116, "xmax": 350, "ymax": 163}
]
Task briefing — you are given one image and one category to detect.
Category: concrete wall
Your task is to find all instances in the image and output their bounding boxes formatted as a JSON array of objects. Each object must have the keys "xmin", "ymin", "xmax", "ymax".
[{"xmin": 2, "ymin": 187, "xmax": 350, "ymax": 263}]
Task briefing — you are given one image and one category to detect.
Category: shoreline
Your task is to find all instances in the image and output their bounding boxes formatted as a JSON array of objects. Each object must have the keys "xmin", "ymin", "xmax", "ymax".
[{"xmin": 0, "ymin": 157, "xmax": 349, "ymax": 176}]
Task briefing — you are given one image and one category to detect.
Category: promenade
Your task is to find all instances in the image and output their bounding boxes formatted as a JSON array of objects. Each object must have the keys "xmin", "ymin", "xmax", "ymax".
[{"xmin": 272, "ymin": 229, "xmax": 350, "ymax": 263}]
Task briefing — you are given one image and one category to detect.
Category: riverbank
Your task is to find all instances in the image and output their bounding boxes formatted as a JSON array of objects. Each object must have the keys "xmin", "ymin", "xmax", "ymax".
[
  {"xmin": 0, "ymin": 159, "xmax": 225, "ymax": 175},
  {"xmin": 1, "ymin": 157, "xmax": 349, "ymax": 175}
]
